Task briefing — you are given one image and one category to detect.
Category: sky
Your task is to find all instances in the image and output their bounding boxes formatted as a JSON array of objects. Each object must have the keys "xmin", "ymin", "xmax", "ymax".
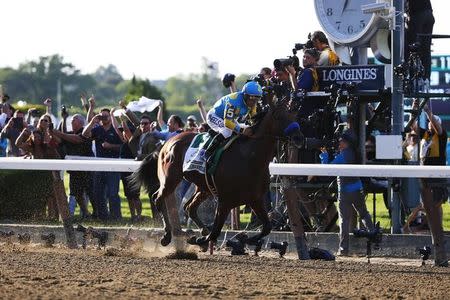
[{"xmin": 2, "ymin": 0, "xmax": 450, "ymax": 80}]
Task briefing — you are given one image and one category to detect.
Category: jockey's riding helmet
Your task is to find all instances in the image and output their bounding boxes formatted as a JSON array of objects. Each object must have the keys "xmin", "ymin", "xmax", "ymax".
[{"xmin": 242, "ymin": 81, "xmax": 263, "ymax": 97}]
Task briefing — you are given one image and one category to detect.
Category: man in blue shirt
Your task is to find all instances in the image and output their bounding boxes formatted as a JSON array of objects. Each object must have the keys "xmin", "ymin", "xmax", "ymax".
[
  {"xmin": 83, "ymin": 108, "xmax": 123, "ymax": 220},
  {"xmin": 320, "ymin": 132, "xmax": 374, "ymax": 256},
  {"xmin": 152, "ymin": 101, "xmax": 184, "ymax": 142}
]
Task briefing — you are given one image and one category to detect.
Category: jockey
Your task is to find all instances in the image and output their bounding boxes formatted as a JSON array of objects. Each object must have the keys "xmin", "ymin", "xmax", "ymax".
[{"xmin": 205, "ymin": 81, "xmax": 263, "ymax": 159}]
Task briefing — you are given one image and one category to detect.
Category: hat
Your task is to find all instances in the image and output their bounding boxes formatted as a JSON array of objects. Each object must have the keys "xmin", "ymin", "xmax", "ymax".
[{"xmin": 187, "ymin": 115, "xmax": 197, "ymax": 122}]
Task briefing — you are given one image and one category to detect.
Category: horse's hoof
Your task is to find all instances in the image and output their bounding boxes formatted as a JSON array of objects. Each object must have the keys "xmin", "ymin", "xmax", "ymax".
[
  {"xmin": 196, "ymin": 237, "xmax": 208, "ymax": 246},
  {"xmin": 201, "ymin": 227, "xmax": 210, "ymax": 236},
  {"xmin": 199, "ymin": 243, "xmax": 209, "ymax": 252},
  {"xmin": 160, "ymin": 234, "xmax": 172, "ymax": 247},
  {"xmin": 187, "ymin": 236, "xmax": 198, "ymax": 245}
]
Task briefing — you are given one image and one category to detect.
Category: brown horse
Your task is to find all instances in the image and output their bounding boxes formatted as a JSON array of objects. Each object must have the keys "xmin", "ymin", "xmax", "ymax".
[{"xmin": 135, "ymin": 100, "xmax": 304, "ymax": 247}]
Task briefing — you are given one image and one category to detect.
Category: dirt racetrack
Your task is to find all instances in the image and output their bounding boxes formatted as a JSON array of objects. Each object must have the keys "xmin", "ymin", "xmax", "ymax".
[{"xmin": 1, "ymin": 243, "xmax": 449, "ymax": 299}]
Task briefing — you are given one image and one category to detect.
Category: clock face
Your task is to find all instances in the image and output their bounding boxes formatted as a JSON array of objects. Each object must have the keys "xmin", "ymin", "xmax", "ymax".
[{"xmin": 315, "ymin": 0, "xmax": 380, "ymax": 46}]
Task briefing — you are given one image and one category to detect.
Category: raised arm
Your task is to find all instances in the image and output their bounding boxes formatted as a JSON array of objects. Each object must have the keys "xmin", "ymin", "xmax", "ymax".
[
  {"xmin": 119, "ymin": 100, "xmax": 140, "ymax": 127},
  {"xmin": 82, "ymin": 114, "xmax": 100, "ymax": 138},
  {"xmin": 110, "ymin": 107, "xmax": 126, "ymax": 143},
  {"xmin": 86, "ymin": 95, "xmax": 96, "ymax": 123},
  {"xmin": 157, "ymin": 100, "xmax": 165, "ymax": 128},
  {"xmin": 80, "ymin": 92, "xmax": 90, "ymax": 113},
  {"xmin": 43, "ymin": 98, "xmax": 52, "ymax": 115},
  {"xmin": 15, "ymin": 128, "xmax": 32, "ymax": 153},
  {"xmin": 196, "ymin": 98, "xmax": 207, "ymax": 122},
  {"xmin": 423, "ymin": 104, "xmax": 443, "ymax": 135},
  {"xmin": 52, "ymin": 129, "xmax": 85, "ymax": 144}
]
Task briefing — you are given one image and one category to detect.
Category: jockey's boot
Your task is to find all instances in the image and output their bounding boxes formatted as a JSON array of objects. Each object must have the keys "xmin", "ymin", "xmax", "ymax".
[
  {"xmin": 205, "ymin": 134, "xmax": 225, "ymax": 163},
  {"xmin": 63, "ymin": 218, "xmax": 78, "ymax": 249},
  {"xmin": 295, "ymin": 235, "xmax": 310, "ymax": 260}
]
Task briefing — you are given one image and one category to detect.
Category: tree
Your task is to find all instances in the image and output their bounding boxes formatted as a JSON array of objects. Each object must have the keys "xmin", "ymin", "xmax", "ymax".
[{"xmin": 124, "ymin": 75, "xmax": 164, "ymax": 102}]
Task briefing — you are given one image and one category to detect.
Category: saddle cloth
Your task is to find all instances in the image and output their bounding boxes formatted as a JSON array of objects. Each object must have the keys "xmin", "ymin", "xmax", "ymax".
[{"xmin": 183, "ymin": 132, "xmax": 239, "ymax": 175}]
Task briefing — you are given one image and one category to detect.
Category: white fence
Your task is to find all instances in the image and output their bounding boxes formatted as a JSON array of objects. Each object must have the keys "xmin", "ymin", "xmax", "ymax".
[{"xmin": 0, "ymin": 158, "xmax": 449, "ymax": 178}]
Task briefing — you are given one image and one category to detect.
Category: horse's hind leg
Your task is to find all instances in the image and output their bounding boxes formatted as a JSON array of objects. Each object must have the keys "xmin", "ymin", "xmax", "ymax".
[
  {"xmin": 185, "ymin": 190, "xmax": 209, "ymax": 235},
  {"xmin": 154, "ymin": 161, "xmax": 184, "ymax": 246},
  {"xmin": 246, "ymin": 199, "xmax": 272, "ymax": 245}
]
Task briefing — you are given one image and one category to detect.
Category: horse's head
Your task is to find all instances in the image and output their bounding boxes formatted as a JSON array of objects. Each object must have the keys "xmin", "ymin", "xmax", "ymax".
[{"xmin": 254, "ymin": 97, "xmax": 304, "ymax": 148}]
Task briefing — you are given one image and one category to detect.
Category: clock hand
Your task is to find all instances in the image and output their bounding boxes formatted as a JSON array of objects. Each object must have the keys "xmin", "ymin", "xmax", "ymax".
[{"xmin": 341, "ymin": 0, "xmax": 350, "ymax": 16}]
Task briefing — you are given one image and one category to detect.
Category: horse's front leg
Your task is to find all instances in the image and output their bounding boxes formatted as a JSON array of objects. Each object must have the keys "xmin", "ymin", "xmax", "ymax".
[
  {"xmin": 196, "ymin": 202, "xmax": 228, "ymax": 246},
  {"xmin": 185, "ymin": 190, "xmax": 210, "ymax": 235},
  {"xmin": 245, "ymin": 197, "xmax": 272, "ymax": 245}
]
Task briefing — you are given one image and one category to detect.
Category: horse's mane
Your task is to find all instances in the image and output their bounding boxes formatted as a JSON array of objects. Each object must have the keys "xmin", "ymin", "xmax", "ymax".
[{"xmin": 248, "ymin": 105, "xmax": 270, "ymax": 132}]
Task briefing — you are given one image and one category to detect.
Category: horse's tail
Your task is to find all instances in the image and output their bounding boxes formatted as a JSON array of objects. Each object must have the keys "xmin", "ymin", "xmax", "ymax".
[{"xmin": 128, "ymin": 151, "xmax": 159, "ymax": 195}]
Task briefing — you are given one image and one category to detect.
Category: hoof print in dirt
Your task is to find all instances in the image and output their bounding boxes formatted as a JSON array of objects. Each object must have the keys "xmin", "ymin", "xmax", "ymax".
[
  {"xmin": 40, "ymin": 233, "xmax": 55, "ymax": 247},
  {"xmin": 166, "ymin": 250, "xmax": 198, "ymax": 260},
  {"xmin": 18, "ymin": 233, "xmax": 31, "ymax": 244},
  {"xmin": 0, "ymin": 230, "xmax": 15, "ymax": 243}
]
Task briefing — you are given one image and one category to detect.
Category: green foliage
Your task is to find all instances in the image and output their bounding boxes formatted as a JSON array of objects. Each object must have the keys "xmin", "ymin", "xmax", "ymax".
[
  {"xmin": 0, "ymin": 55, "xmax": 126, "ymax": 110},
  {"xmin": 123, "ymin": 76, "xmax": 164, "ymax": 103},
  {"xmin": 0, "ymin": 54, "xmax": 255, "ymax": 119}
]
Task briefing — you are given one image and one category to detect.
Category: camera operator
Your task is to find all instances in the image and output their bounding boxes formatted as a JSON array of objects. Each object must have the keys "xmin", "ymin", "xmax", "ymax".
[
  {"xmin": 295, "ymin": 48, "xmax": 320, "ymax": 93},
  {"xmin": 412, "ymin": 102, "xmax": 448, "ymax": 266},
  {"xmin": 406, "ymin": 0, "xmax": 434, "ymax": 81},
  {"xmin": 320, "ymin": 132, "xmax": 374, "ymax": 256},
  {"xmin": 15, "ymin": 113, "xmax": 77, "ymax": 248},
  {"xmin": 310, "ymin": 31, "xmax": 340, "ymax": 67},
  {"xmin": 271, "ymin": 59, "xmax": 312, "ymax": 259}
]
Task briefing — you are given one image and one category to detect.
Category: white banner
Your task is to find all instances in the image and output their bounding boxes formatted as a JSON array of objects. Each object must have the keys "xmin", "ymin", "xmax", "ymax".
[{"xmin": 113, "ymin": 96, "xmax": 161, "ymax": 116}]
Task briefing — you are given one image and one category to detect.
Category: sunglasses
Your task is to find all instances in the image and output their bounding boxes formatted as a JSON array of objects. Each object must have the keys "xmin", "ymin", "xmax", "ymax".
[
  {"xmin": 40, "ymin": 119, "xmax": 49, "ymax": 123},
  {"xmin": 140, "ymin": 121, "xmax": 150, "ymax": 125}
]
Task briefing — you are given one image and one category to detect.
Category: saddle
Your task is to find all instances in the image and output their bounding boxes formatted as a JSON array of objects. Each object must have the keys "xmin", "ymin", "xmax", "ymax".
[
  {"xmin": 183, "ymin": 131, "xmax": 239, "ymax": 176},
  {"xmin": 206, "ymin": 132, "xmax": 239, "ymax": 176}
]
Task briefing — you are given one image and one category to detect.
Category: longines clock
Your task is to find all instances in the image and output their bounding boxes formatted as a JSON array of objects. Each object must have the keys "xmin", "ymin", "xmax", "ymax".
[{"xmin": 314, "ymin": 0, "xmax": 387, "ymax": 47}]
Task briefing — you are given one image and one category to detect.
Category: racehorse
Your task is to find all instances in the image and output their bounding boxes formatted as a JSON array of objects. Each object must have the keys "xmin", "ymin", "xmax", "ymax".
[{"xmin": 133, "ymin": 98, "xmax": 304, "ymax": 248}]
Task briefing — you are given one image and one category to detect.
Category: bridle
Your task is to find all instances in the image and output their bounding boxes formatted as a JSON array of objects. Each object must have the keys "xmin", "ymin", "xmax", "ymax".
[{"xmin": 247, "ymin": 101, "xmax": 299, "ymax": 143}]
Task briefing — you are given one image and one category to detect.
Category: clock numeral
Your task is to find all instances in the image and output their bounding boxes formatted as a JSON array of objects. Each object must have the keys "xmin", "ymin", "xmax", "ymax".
[
  {"xmin": 360, "ymin": 20, "xmax": 366, "ymax": 29},
  {"xmin": 336, "ymin": 21, "xmax": 341, "ymax": 30},
  {"xmin": 326, "ymin": 8, "xmax": 333, "ymax": 16},
  {"xmin": 347, "ymin": 25, "xmax": 354, "ymax": 34}
]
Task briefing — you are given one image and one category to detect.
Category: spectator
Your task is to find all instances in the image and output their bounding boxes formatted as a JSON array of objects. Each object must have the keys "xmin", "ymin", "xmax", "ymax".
[
  {"xmin": 152, "ymin": 101, "xmax": 184, "ymax": 142},
  {"xmin": 198, "ymin": 122, "xmax": 210, "ymax": 133},
  {"xmin": 310, "ymin": 30, "xmax": 340, "ymax": 66},
  {"xmin": 82, "ymin": 107, "xmax": 123, "ymax": 221},
  {"xmin": 111, "ymin": 106, "xmax": 150, "ymax": 222},
  {"xmin": 0, "ymin": 109, "xmax": 27, "ymax": 156},
  {"xmin": 52, "ymin": 113, "xmax": 94, "ymax": 219},
  {"xmin": 320, "ymin": 132, "xmax": 374, "ymax": 256},
  {"xmin": 185, "ymin": 115, "xmax": 198, "ymax": 132},
  {"xmin": 119, "ymin": 107, "xmax": 159, "ymax": 161},
  {"xmin": 413, "ymin": 103, "xmax": 448, "ymax": 266},
  {"xmin": 15, "ymin": 113, "xmax": 77, "ymax": 248},
  {"xmin": 260, "ymin": 67, "xmax": 272, "ymax": 80}
]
